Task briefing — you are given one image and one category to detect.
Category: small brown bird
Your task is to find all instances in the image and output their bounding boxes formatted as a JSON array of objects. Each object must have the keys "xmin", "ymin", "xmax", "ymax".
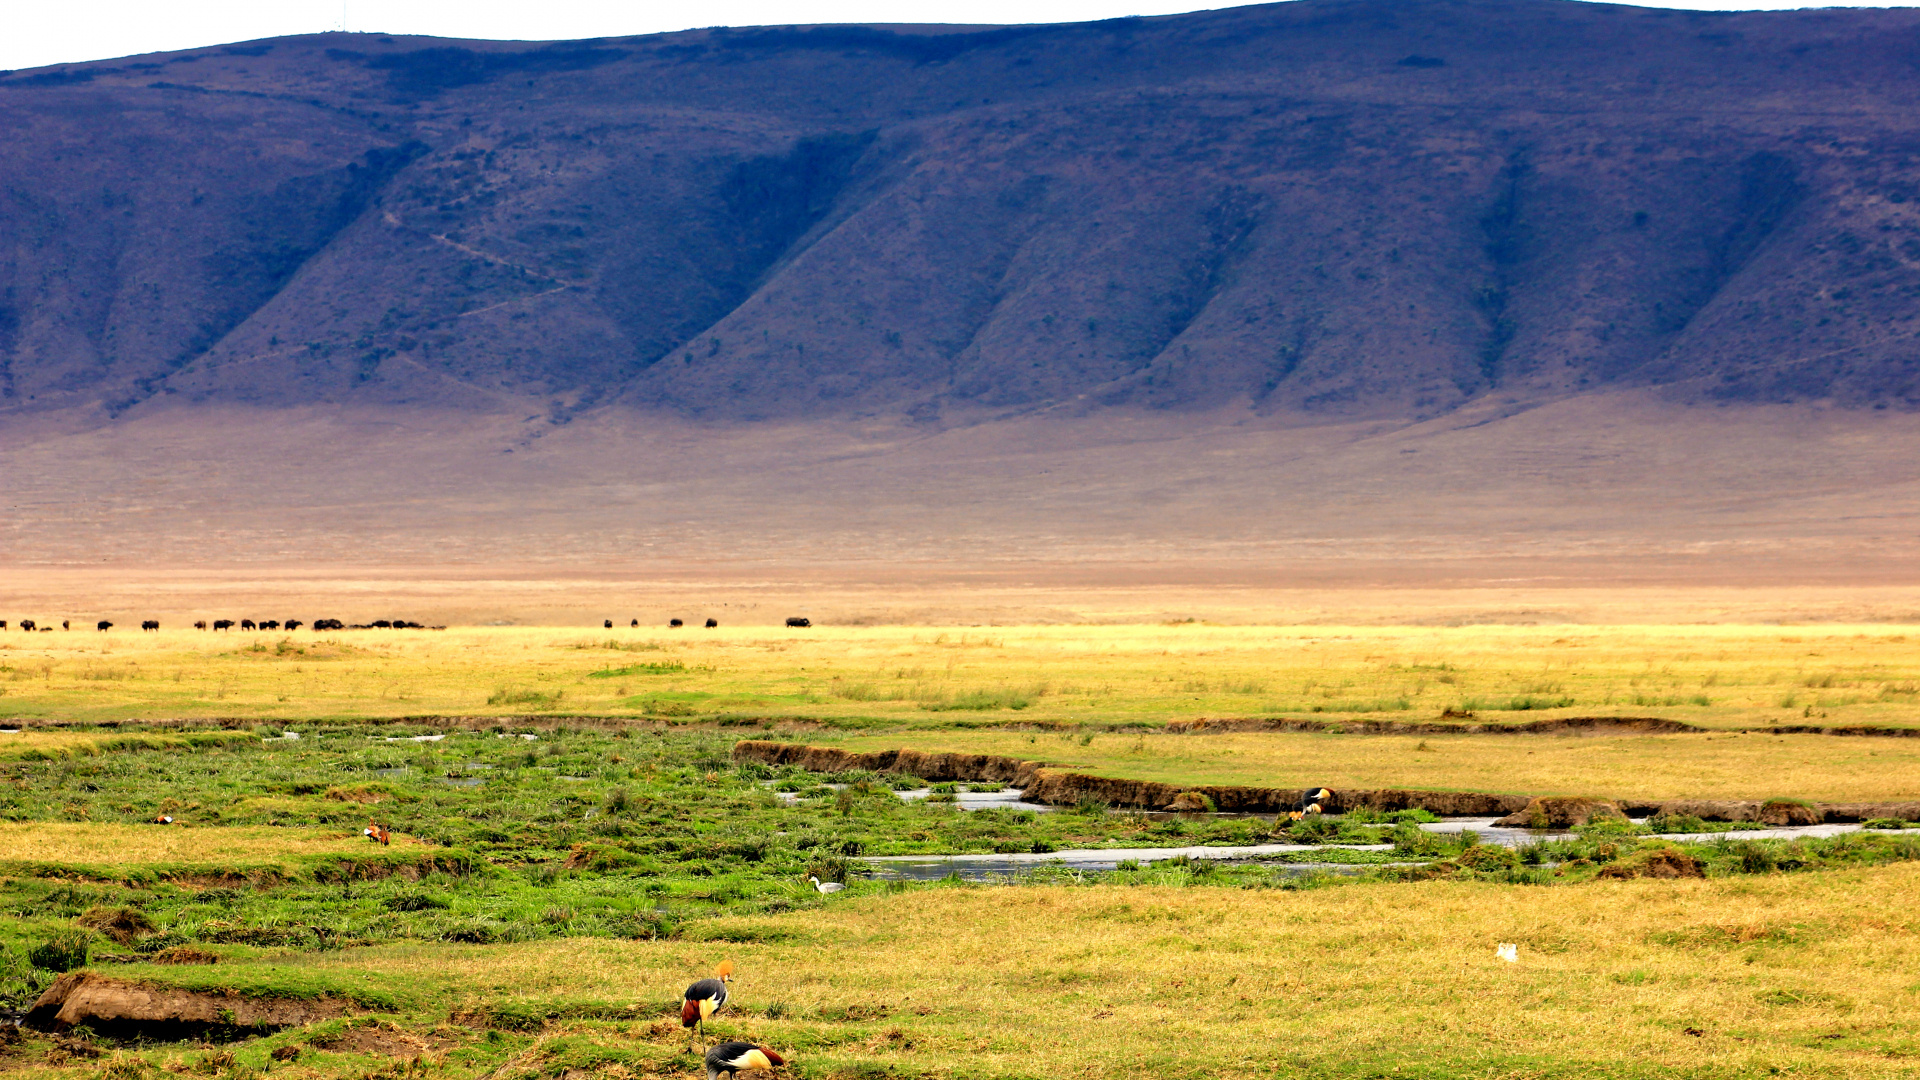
[
  {"xmin": 682, "ymin": 960, "xmax": 734, "ymax": 1052},
  {"xmin": 704, "ymin": 1042, "xmax": 784, "ymax": 1080}
]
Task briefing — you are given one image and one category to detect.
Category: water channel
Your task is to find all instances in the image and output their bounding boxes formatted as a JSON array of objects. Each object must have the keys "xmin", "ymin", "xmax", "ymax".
[{"xmin": 843, "ymin": 792, "xmax": 1920, "ymax": 881}]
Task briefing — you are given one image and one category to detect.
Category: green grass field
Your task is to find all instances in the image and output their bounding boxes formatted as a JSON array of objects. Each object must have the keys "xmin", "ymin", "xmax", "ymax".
[
  {"xmin": 33, "ymin": 864, "xmax": 1920, "ymax": 1080},
  {"xmin": 4, "ymin": 624, "xmax": 1920, "ymax": 1078}
]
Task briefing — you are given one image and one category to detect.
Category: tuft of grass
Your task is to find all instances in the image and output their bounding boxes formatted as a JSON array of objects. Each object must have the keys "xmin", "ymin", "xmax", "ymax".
[
  {"xmin": 1462, "ymin": 695, "xmax": 1575, "ymax": 711},
  {"xmin": 588, "ymin": 662, "xmax": 685, "ymax": 678},
  {"xmin": 28, "ymin": 931, "xmax": 89, "ymax": 973},
  {"xmin": 487, "ymin": 687, "xmax": 564, "ymax": 708},
  {"xmin": 1308, "ymin": 698, "xmax": 1412, "ymax": 713},
  {"xmin": 920, "ymin": 684, "xmax": 1047, "ymax": 712}
]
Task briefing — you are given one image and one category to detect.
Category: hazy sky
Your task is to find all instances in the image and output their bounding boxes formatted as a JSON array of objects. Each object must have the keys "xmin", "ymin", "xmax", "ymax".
[{"xmin": 6, "ymin": 0, "xmax": 1914, "ymax": 73}]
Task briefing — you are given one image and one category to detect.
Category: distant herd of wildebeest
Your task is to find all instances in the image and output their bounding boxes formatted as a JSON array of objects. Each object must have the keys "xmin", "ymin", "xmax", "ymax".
[
  {"xmin": 0, "ymin": 616, "xmax": 814, "ymax": 631},
  {"xmin": 0, "ymin": 617, "xmax": 442, "ymax": 633}
]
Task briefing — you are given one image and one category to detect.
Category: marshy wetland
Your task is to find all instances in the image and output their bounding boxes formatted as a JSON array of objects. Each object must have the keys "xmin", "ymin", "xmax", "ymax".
[{"xmin": 2, "ymin": 624, "xmax": 1920, "ymax": 1078}]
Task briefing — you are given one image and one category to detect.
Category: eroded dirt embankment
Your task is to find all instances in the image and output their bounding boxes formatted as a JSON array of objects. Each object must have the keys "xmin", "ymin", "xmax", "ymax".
[
  {"xmin": 732, "ymin": 740, "xmax": 1526, "ymax": 815},
  {"xmin": 1167, "ymin": 715, "xmax": 1920, "ymax": 738},
  {"xmin": 25, "ymin": 972, "xmax": 352, "ymax": 1037},
  {"xmin": 1166, "ymin": 716, "xmax": 1697, "ymax": 736},
  {"xmin": 734, "ymin": 742, "xmax": 1043, "ymax": 786},
  {"xmin": 733, "ymin": 740, "xmax": 1920, "ymax": 823}
]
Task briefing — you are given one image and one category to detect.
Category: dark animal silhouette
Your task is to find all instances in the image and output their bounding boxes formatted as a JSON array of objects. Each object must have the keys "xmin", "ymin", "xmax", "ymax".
[
  {"xmin": 96, "ymin": 621, "xmax": 112, "ymax": 631},
  {"xmin": 141, "ymin": 620, "xmax": 159, "ymax": 631},
  {"xmin": 372, "ymin": 620, "xmax": 391, "ymax": 629},
  {"xmin": 630, "ymin": 619, "xmax": 639, "ymax": 627},
  {"xmin": 786, "ymin": 618, "xmax": 811, "ymax": 628},
  {"xmin": 20, "ymin": 620, "xmax": 36, "ymax": 632},
  {"xmin": 704, "ymin": 1043, "xmax": 784, "ymax": 1080},
  {"xmin": 240, "ymin": 619, "xmax": 256, "ymax": 631},
  {"xmin": 706, "ymin": 618, "xmax": 718, "ymax": 628},
  {"xmin": 605, "ymin": 619, "xmax": 613, "ymax": 628},
  {"xmin": 61, "ymin": 621, "xmax": 68, "ymax": 630},
  {"xmin": 260, "ymin": 620, "xmax": 279, "ymax": 630},
  {"xmin": 193, "ymin": 620, "xmax": 207, "ymax": 630},
  {"xmin": 284, "ymin": 620, "xmax": 303, "ymax": 631},
  {"xmin": 1288, "ymin": 787, "xmax": 1333, "ymax": 821},
  {"xmin": 0, "ymin": 621, "xmax": 7, "ymax": 630},
  {"xmin": 313, "ymin": 618, "xmax": 344, "ymax": 631},
  {"xmin": 670, "ymin": 618, "xmax": 684, "ymax": 628},
  {"xmin": 213, "ymin": 619, "xmax": 234, "ymax": 631}
]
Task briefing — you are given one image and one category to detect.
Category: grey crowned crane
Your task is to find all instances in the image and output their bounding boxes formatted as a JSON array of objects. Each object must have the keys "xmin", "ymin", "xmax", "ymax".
[
  {"xmin": 807, "ymin": 876, "xmax": 845, "ymax": 895},
  {"xmin": 1288, "ymin": 787, "xmax": 1332, "ymax": 821},
  {"xmin": 682, "ymin": 960, "xmax": 734, "ymax": 1051},
  {"xmin": 704, "ymin": 1042, "xmax": 785, "ymax": 1080}
]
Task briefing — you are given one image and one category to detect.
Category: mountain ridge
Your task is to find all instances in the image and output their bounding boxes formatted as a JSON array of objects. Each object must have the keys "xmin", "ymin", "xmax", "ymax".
[{"xmin": 2, "ymin": 0, "xmax": 1920, "ymax": 428}]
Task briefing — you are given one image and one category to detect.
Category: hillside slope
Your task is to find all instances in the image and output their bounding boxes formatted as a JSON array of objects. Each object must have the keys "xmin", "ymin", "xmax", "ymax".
[{"xmin": 2, "ymin": 0, "xmax": 1919, "ymax": 424}]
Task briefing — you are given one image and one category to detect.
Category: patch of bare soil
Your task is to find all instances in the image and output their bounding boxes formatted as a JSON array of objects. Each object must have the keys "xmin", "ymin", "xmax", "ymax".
[
  {"xmin": 149, "ymin": 946, "xmax": 220, "ymax": 965},
  {"xmin": 309, "ymin": 1021, "xmax": 429, "ymax": 1057},
  {"xmin": 24, "ymin": 973, "xmax": 353, "ymax": 1039},
  {"xmin": 1495, "ymin": 797, "xmax": 1629, "ymax": 829}
]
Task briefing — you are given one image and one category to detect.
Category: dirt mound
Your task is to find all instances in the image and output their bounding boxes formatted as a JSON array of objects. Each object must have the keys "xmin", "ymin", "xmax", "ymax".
[
  {"xmin": 1760, "ymin": 799, "xmax": 1823, "ymax": 826},
  {"xmin": 1816, "ymin": 801, "xmax": 1920, "ymax": 823},
  {"xmin": 1597, "ymin": 848, "xmax": 1705, "ymax": 880},
  {"xmin": 1495, "ymin": 797, "xmax": 1628, "ymax": 829},
  {"xmin": 25, "ymin": 973, "xmax": 352, "ymax": 1038},
  {"xmin": 1346, "ymin": 788, "xmax": 1531, "ymax": 816},
  {"xmin": 1640, "ymin": 799, "xmax": 1763, "ymax": 823}
]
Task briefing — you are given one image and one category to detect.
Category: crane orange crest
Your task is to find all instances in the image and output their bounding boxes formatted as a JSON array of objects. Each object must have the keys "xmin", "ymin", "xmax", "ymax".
[{"xmin": 716, "ymin": 960, "xmax": 735, "ymax": 979}]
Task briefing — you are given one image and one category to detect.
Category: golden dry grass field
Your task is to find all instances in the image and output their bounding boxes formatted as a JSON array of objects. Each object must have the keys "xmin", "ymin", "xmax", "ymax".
[
  {"xmin": 0, "ymin": 731, "xmax": 126, "ymax": 760},
  {"xmin": 0, "ymin": 823, "xmax": 365, "ymax": 868},
  {"xmin": 2, "ymin": 623, "xmax": 1919, "ymax": 731},
  {"xmin": 832, "ymin": 727, "xmax": 1920, "ymax": 803},
  {"xmin": 44, "ymin": 864, "xmax": 1920, "ymax": 1080}
]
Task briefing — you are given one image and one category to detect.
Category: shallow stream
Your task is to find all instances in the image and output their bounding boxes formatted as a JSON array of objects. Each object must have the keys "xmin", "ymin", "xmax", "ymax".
[{"xmin": 861, "ymin": 816, "xmax": 1920, "ymax": 882}]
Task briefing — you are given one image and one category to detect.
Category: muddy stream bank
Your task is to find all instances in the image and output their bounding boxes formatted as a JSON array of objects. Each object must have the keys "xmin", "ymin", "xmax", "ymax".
[{"xmin": 733, "ymin": 740, "xmax": 1920, "ymax": 824}]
